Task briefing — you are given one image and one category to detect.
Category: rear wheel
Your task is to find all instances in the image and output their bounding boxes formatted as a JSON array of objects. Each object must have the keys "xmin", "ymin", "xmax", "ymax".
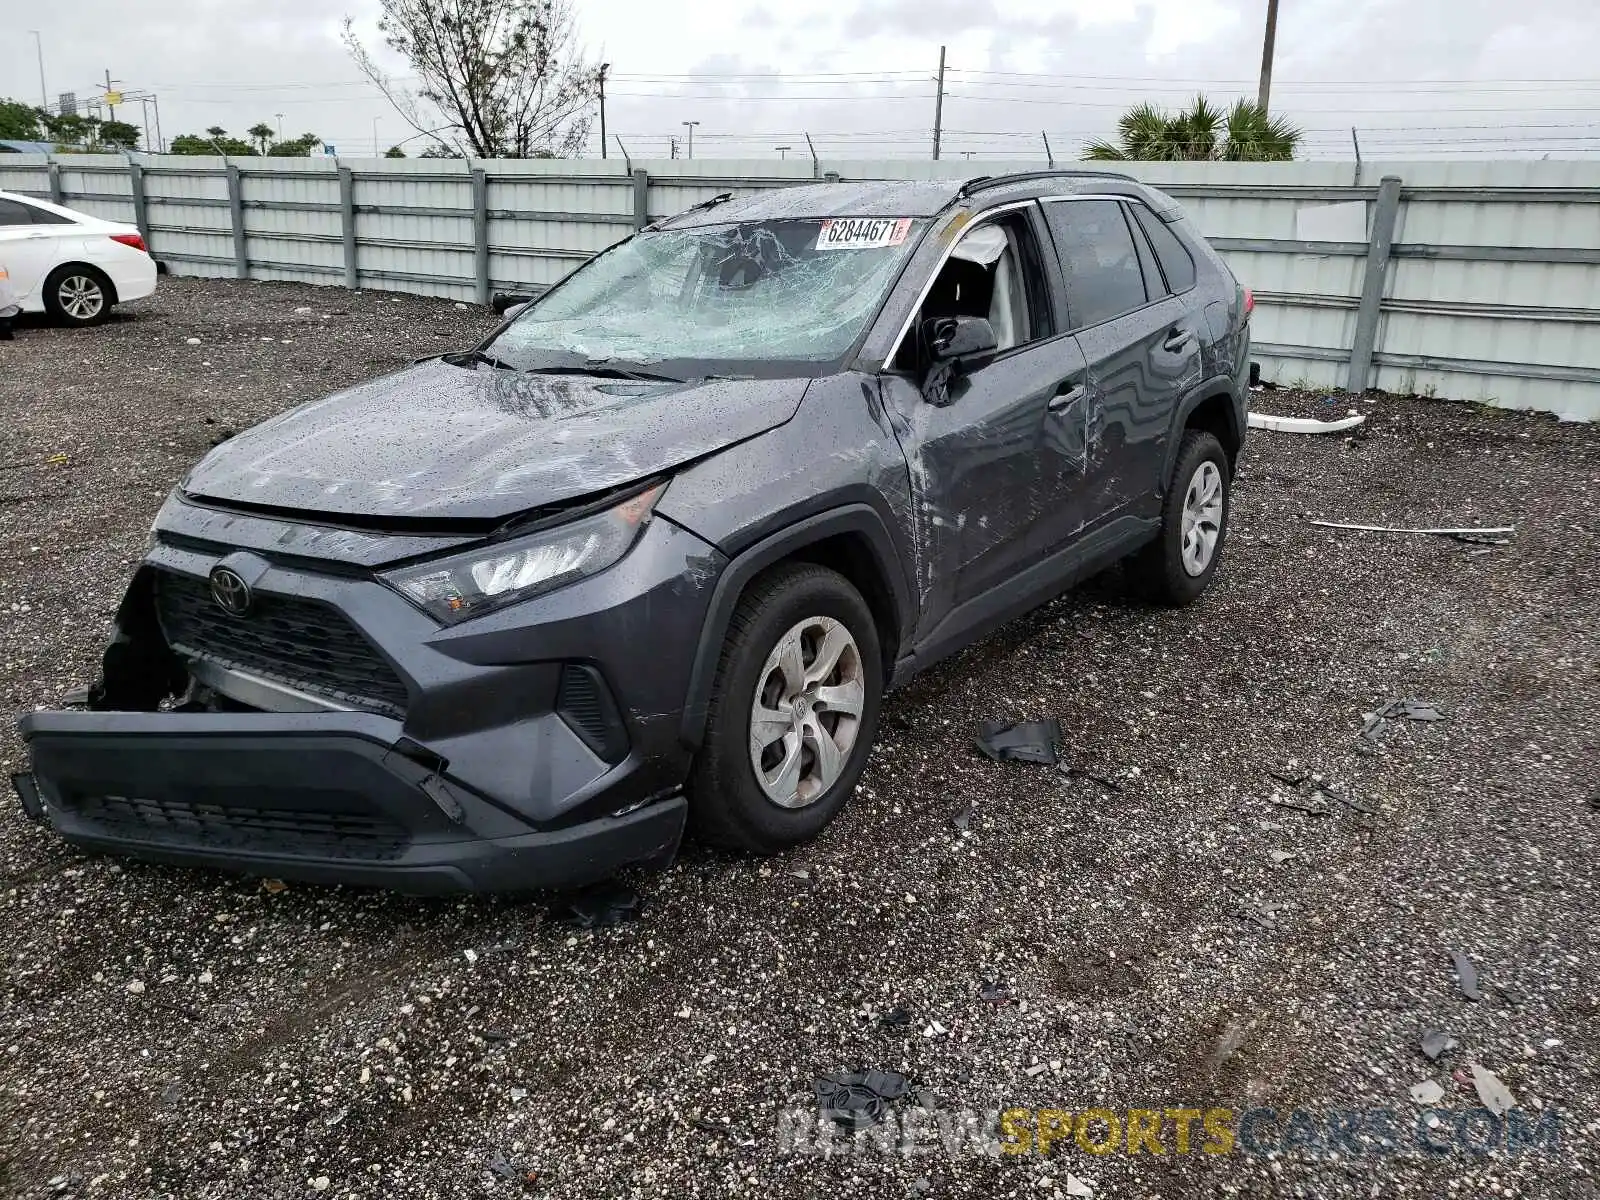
[
  {"xmin": 689, "ymin": 563, "xmax": 883, "ymax": 854},
  {"xmin": 44, "ymin": 264, "xmax": 114, "ymax": 327},
  {"xmin": 1126, "ymin": 430, "xmax": 1231, "ymax": 605}
]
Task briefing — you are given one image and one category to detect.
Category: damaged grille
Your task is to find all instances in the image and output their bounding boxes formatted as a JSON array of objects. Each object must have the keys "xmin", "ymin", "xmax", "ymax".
[
  {"xmin": 153, "ymin": 570, "xmax": 409, "ymax": 717},
  {"xmin": 70, "ymin": 793, "xmax": 410, "ymax": 860}
]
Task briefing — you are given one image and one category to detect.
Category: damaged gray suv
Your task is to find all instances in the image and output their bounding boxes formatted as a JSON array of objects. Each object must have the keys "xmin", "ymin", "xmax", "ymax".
[{"xmin": 15, "ymin": 170, "xmax": 1251, "ymax": 892}]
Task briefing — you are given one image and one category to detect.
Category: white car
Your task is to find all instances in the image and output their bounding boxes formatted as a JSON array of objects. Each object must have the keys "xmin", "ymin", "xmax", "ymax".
[{"xmin": 0, "ymin": 189, "xmax": 158, "ymax": 326}]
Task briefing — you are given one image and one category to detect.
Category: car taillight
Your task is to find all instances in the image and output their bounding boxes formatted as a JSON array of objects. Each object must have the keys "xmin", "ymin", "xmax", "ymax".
[
  {"xmin": 1242, "ymin": 287, "xmax": 1255, "ymax": 318},
  {"xmin": 110, "ymin": 232, "xmax": 147, "ymax": 254}
]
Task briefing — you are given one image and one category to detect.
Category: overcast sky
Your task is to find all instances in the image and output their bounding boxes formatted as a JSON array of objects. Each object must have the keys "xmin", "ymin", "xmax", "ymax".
[{"xmin": 3, "ymin": 0, "xmax": 1597, "ymax": 161}]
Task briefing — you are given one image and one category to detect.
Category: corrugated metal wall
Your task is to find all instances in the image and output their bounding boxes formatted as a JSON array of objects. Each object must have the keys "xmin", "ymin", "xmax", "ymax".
[{"xmin": 2, "ymin": 152, "xmax": 1595, "ymax": 418}]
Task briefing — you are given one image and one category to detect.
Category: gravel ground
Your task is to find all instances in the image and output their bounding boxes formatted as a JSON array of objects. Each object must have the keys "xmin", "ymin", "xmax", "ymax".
[{"xmin": 1, "ymin": 278, "xmax": 1596, "ymax": 1199}]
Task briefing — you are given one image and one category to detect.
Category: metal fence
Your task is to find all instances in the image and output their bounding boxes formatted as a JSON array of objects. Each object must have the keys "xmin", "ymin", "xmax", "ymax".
[{"xmin": 2, "ymin": 152, "xmax": 1596, "ymax": 419}]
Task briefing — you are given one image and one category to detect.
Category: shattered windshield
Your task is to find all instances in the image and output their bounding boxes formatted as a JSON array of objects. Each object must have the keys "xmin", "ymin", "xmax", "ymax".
[{"xmin": 488, "ymin": 217, "xmax": 926, "ymax": 371}]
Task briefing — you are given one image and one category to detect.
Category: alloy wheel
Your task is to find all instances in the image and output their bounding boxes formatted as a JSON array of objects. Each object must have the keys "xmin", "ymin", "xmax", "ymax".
[{"xmin": 58, "ymin": 275, "xmax": 105, "ymax": 321}]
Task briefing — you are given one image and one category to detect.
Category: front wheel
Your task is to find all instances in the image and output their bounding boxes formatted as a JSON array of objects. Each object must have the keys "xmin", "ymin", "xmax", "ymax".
[
  {"xmin": 1126, "ymin": 430, "xmax": 1231, "ymax": 605},
  {"xmin": 689, "ymin": 564, "xmax": 883, "ymax": 854},
  {"xmin": 44, "ymin": 264, "xmax": 114, "ymax": 327}
]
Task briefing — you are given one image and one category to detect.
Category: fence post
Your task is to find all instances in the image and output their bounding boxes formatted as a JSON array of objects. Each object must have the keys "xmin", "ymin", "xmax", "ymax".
[
  {"xmin": 632, "ymin": 168, "xmax": 650, "ymax": 231},
  {"xmin": 46, "ymin": 160, "xmax": 63, "ymax": 205},
  {"xmin": 338, "ymin": 165, "xmax": 358, "ymax": 290},
  {"xmin": 127, "ymin": 160, "xmax": 151, "ymax": 249},
  {"xmin": 225, "ymin": 162, "xmax": 248, "ymax": 280},
  {"xmin": 471, "ymin": 167, "xmax": 490, "ymax": 305},
  {"xmin": 1346, "ymin": 174, "xmax": 1402, "ymax": 392}
]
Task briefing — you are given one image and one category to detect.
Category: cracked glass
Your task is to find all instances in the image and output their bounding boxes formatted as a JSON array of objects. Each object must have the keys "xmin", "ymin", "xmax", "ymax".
[{"xmin": 489, "ymin": 218, "xmax": 926, "ymax": 370}]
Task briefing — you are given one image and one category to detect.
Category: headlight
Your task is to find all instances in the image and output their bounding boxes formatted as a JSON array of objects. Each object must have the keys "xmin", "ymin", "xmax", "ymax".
[{"xmin": 381, "ymin": 483, "xmax": 665, "ymax": 624}]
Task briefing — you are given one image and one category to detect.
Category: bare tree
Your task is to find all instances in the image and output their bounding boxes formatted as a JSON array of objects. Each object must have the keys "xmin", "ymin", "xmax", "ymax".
[{"xmin": 343, "ymin": 0, "xmax": 600, "ymax": 159}]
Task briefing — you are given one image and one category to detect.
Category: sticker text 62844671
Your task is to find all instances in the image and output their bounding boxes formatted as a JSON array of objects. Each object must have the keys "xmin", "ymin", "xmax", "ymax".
[{"xmin": 814, "ymin": 217, "xmax": 913, "ymax": 251}]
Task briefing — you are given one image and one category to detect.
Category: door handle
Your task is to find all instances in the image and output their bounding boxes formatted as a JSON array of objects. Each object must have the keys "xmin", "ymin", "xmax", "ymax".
[
  {"xmin": 1048, "ymin": 384, "xmax": 1086, "ymax": 413},
  {"xmin": 1163, "ymin": 328, "xmax": 1196, "ymax": 353}
]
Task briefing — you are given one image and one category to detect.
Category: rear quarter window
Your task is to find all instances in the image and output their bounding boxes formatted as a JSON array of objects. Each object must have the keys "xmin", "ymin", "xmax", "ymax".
[{"xmin": 1132, "ymin": 203, "xmax": 1198, "ymax": 293}]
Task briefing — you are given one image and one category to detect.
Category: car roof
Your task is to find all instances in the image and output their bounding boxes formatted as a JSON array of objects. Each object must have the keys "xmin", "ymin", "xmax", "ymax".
[
  {"xmin": 0, "ymin": 189, "xmax": 96, "ymax": 223},
  {"xmin": 658, "ymin": 170, "xmax": 1183, "ymax": 230}
]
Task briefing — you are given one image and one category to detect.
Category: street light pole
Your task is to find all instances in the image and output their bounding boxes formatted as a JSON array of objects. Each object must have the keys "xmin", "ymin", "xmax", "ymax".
[
  {"xmin": 681, "ymin": 120, "xmax": 699, "ymax": 160},
  {"xmin": 1257, "ymin": 0, "xmax": 1281, "ymax": 113},
  {"xmin": 275, "ymin": 113, "xmax": 284, "ymax": 140},
  {"xmin": 775, "ymin": 145, "xmax": 791, "ymax": 159},
  {"xmin": 28, "ymin": 31, "xmax": 47, "ymax": 109},
  {"xmin": 598, "ymin": 62, "xmax": 610, "ymax": 159},
  {"xmin": 373, "ymin": 116, "xmax": 381, "ymax": 156}
]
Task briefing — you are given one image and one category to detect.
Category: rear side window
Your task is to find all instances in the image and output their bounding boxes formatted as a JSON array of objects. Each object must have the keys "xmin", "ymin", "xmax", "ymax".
[
  {"xmin": 1041, "ymin": 199, "xmax": 1149, "ymax": 329},
  {"xmin": 27, "ymin": 205, "xmax": 74, "ymax": 225},
  {"xmin": 1132, "ymin": 203, "xmax": 1198, "ymax": 293},
  {"xmin": 0, "ymin": 199, "xmax": 35, "ymax": 226}
]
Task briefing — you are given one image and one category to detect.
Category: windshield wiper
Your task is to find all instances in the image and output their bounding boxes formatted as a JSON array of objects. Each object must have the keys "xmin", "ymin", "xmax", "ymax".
[
  {"xmin": 525, "ymin": 362, "xmax": 686, "ymax": 384},
  {"xmin": 446, "ymin": 348, "xmax": 516, "ymax": 371}
]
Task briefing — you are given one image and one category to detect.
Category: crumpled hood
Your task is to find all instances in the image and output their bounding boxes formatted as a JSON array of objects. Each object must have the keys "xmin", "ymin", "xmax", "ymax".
[{"xmin": 183, "ymin": 358, "xmax": 809, "ymax": 521}]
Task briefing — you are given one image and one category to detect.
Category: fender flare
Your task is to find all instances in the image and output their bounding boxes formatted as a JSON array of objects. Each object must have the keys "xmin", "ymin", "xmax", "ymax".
[
  {"xmin": 677, "ymin": 504, "xmax": 913, "ymax": 751},
  {"xmin": 1163, "ymin": 375, "xmax": 1244, "ymax": 489}
]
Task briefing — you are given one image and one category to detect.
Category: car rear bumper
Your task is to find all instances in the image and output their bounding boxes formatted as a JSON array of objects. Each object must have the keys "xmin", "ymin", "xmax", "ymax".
[{"xmin": 15, "ymin": 709, "xmax": 686, "ymax": 894}]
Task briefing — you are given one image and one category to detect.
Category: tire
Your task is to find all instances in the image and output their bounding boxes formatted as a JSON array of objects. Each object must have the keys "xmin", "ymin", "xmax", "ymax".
[
  {"xmin": 1126, "ymin": 430, "xmax": 1231, "ymax": 605},
  {"xmin": 689, "ymin": 563, "xmax": 884, "ymax": 854},
  {"xmin": 43, "ymin": 264, "xmax": 114, "ymax": 327}
]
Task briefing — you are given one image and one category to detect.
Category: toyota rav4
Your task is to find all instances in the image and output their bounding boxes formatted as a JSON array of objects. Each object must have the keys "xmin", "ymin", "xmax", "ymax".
[{"xmin": 14, "ymin": 170, "xmax": 1251, "ymax": 892}]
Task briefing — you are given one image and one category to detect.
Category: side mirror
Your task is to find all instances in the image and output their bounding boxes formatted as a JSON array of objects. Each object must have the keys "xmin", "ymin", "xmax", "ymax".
[{"xmin": 924, "ymin": 315, "xmax": 997, "ymax": 369}]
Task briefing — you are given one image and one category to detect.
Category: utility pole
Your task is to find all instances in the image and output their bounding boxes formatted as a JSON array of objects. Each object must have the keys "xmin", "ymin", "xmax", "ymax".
[
  {"xmin": 682, "ymin": 120, "xmax": 699, "ymax": 160},
  {"xmin": 153, "ymin": 94, "xmax": 164, "ymax": 153},
  {"xmin": 1257, "ymin": 0, "xmax": 1281, "ymax": 113},
  {"xmin": 28, "ymin": 31, "xmax": 47, "ymax": 108},
  {"xmin": 373, "ymin": 116, "xmax": 381, "ymax": 155},
  {"xmin": 140, "ymin": 98, "xmax": 152, "ymax": 154},
  {"xmin": 275, "ymin": 113, "xmax": 284, "ymax": 140},
  {"xmin": 932, "ymin": 45, "xmax": 946, "ymax": 161},
  {"xmin": 598, "ymin": 63, "xmax": 610, "ymax": 159},
  {"xmin": 104, "ymin": 70, "xmax": 119, "ymax": 121},
  {"xmin": 669, "ymin": 136, "xmax": 679, "ymax": 159}
]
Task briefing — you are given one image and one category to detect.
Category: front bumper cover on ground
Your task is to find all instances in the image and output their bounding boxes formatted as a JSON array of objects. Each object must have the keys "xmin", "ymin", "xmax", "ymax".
[{"xmin": 15, "ymin": 710, "xmax": 686, "ymax": 894}]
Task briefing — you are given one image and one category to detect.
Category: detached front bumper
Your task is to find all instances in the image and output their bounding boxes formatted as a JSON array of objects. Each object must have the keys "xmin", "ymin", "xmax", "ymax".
[{"xmin": 15, "ymin": 709, "xmax": 686, "ymax": 894}]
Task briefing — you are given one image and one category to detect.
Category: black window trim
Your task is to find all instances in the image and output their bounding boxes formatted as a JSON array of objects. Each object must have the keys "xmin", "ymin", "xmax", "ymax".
[
  {"xmin": 0, "ymin": 197, "xmax": 38, "ymax": 227},
  {"xmin": 1038, "ymin": 194, "xmax": 1172, "ymax": 334},
  {"xmin": 1127, "ymin": 198, "xmax": 1198, "ymax": 297}
]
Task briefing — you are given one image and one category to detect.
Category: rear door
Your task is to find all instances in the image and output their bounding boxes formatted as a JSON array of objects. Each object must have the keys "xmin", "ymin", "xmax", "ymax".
[
  {"xmin": 1039, "ymin": 197, "xmax": 1202, "ymax": 523},
  {"xmin": 0, "ymin": 196, "xmax": 70, "ymax": 305},
  {"xmin": 879, "ymin": 202, "xmax": 1091, "ymax": 637}
]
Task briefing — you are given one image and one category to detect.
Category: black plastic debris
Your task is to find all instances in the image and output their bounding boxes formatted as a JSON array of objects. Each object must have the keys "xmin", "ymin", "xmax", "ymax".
[
  {"xmin": 1361, "ymin": 697, "xmax": 1445, "ymax": 743},
  {"xmin": 951, "ymin": 803, "xmax": 973, "ymax": 832},
  {"xmin": 814, "ymin": 1069, "xmax": 912, "ymax": 1130},
  {"xmin": 557, "ymin": 881, "xmax": 642, "ymax": 929},
  {"xmin": 486, "ymin": 1153, "xmax": 520, "ymax": 1181},
  {"xmin": 979, "ymin": 980, "xmax": 1014, "ymax": 1005},
  {"xmin": 1270, "ymin": 795, "xmax": 1332, "ymax": 817},
  {"xmin": 1267, "ymin": 768, "xmax": 1310, "ymax": 787},
  {"xmin": 1333, "ymin": 790, "xmax": 1378, "ymax": 816},
  {"xmin": 880, "ymin": 1005, "xmax": 913, "ymax": 1029},
  {"xmin": 1420, "ymin": 1029, "xmax": 1456, "ymax": 1061},
  {"xmin": 1450, "ymin": 950, "xmax": 1482, "ymax": 1001},
  {"xmin": 976, "ymin": 719, "xmax": 1063, "ymax": 765},
  {"xmin": 1058, "ymin": 763, "xmax": 1122, "ymax": 791},
  {"xmin": 482, "ymin": 1029, "xmax": 513, "ymax": 1043},
  {"xmin": 62, "ymin": 685, "xmax": 90, "ymax": 707}
]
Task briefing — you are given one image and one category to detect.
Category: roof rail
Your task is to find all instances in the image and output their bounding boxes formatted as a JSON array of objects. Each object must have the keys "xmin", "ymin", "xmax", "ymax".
[{"xmin": 957, "ymin": 168, "xmax": 1136, "ymax": 199}]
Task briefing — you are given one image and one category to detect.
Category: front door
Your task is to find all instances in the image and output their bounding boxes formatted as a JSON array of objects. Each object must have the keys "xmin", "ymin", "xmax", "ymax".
[{"xmin": 880, "ymin": 204, "xmax": 1092, "ymax": 641}]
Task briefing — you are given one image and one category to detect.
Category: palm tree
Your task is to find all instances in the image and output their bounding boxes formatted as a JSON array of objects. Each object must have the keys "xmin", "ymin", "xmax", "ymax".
[
  {"xmin": 1085, "ymin": 96, "xmax": 1300, "ymax": 162},
  {"xmin": 247, "ymin": 122, "xmax": 276, "ymax": 155}
]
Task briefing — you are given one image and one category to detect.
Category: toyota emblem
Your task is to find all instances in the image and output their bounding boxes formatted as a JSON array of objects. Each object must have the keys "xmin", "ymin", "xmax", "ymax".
[{"xmin": 209, "ymin": 566, "xmax": 252, "ymax": 616}]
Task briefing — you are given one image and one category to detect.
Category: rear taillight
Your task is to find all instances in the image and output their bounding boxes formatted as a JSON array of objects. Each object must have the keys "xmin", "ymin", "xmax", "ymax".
[
  {"xmin": 1242, "ymin": 287, "xmax": 1255, "ymax": 318},
  {"xmin": 110, "ymin": 232, "xmax": 147, "ymax": 254}
]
